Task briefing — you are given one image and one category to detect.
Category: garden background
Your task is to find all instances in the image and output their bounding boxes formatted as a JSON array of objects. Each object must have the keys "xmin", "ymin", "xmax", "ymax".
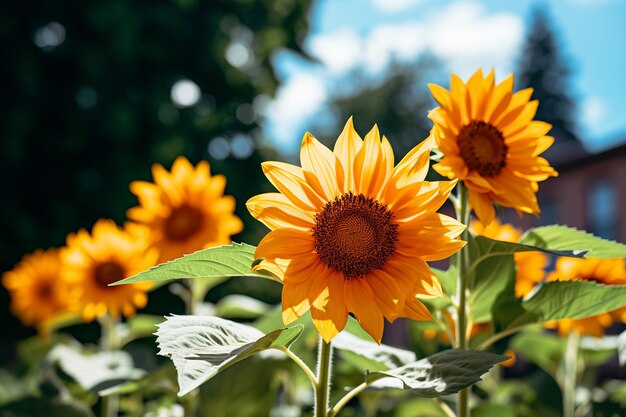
[{"xmin": 2, "ymin": 0, "xmax": 626, "ymax": 415}]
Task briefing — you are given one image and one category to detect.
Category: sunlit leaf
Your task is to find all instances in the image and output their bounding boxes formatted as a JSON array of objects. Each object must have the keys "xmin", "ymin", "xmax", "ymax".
[
  {"xmin": 333, "ymin": 331, "xmax": 416, "ymax": 372},
  {"xmin": 507, "ymin": 281, "xmax": 626, "ymax": 329},
  {"xmin": 48, "ymin": 345, "xmax": 145, "ymax": 392},
  {"xmin": 520, "ymin": 225, "xmax": 626, "ymax": 258},
  {"xmin": 111, "ymin": 243, "xmax": 274, "ymax": 286},
  {"xmin": 215, "ymin": 294, "xmax": 271, "ymax": 319},
  {"xmin": 156, "ymin": 315, "xmax": 303, "ymax": 396},
  {"xmin": 365, "ymin": 349, "xmax": 507, "ymax": 397}
]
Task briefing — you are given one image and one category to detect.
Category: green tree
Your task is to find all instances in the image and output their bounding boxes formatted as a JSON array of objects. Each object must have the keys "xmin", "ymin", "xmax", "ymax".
[
  {"xmin": 315, "ymin": 57, "xmax": 442, "ymax": 160},
  {"xmin": 0, "ymin": 0, "xmax": 312, "ymax": 346},
  {"xmin": 517, "ymin": 8, "xmax": 581, "ymax": 146}
]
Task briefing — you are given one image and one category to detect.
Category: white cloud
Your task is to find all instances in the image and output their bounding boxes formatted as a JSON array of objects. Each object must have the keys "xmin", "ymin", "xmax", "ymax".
[
  {"xmin": 308, "ymin": 28, "xmax": 362, "ymax": 74},
  {"xmin": 582, "ymin": 96, "xmax": 606, "ymax": 127},
  {"xmin": 370, "ymin": 0, "xmax": 425, "ymax": 13},
  {"xmin": 307, "ymin": 1, "xmax": 523, "ymax": 78},
  {"xmin": 265, "ymin": 72, "xmax": 328, "ymax": 149},
  {"xmin": 428, "ymin": 2, "xmax": 524, "ymax": 77},
  {"xmin": 364, "ymin": 23, "xmax": 426, "ymax": 73},
  {"xmin": 267, "ymin": 1, "xmax": 525, "ymax": 152}
]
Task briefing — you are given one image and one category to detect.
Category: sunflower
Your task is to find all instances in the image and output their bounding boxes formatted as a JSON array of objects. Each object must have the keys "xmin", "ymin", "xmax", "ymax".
[
  {"xmin": 127, "ymin": 156, "xmax": 244, "ymax": 263},
  {"xmin": 61, "ymin": 219, "xmax": 158, "ymax": 320},
  {"xmin": 2, "ymin": 248, "xmax": 68, "ymax": 328},
  {"xmin": 471, "ymin": 219, "xmax": 548, "ymax": 298},
  {"xmin": 545, "ymin": 257, "xmax": 626, "ymax": 337},
  {"xmin": 247, "ymin": 118, "xmax": 465, "ymax": 343},
  {"xmin": 428, "ymin": 69, "xmax": 558, "ymax": 225}
]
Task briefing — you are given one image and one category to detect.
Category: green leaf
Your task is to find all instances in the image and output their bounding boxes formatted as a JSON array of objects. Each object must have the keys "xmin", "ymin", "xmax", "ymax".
[
  {"xmin": 0, "ymin": 397, "xmax": 94, "ymax": 417},
  {"xmin": 333, "ymin": 331, "xmax": 416, "ymax": 372},
  {"xmin": 215, "ymin": 294, "xmax": 272, "ymax": 319},
  {"xmin": 111, "ymin": 243, "xmax": 274, "ymax": 286},
  {"xmin": 618, "ymin": 329, "xmax": 626, "ymax": 366},
  {"xmin": 123, "ymin": 314, "xmax": 164, "ymax": 343},
  {"xmin": 48, "ymin": 345, "xmax": 145, "ymax": 392},
  {"xmin": 520, "ymin": 225, "xmax": 626, "ymax": 258},
  {"xmin": 155, "ymin": 315, "xmax": 303, "ymax": 396},
  {"xmin": 511, "ymin": 331, "xmax": 565, "ymax": 377},
  {"xmin": 199, "ymin": 357, "xmax": 287, "ymax": 417},
  {"xmin": 472, "ymin": 404, "xmax": 517, "ymax": 417},
  {"xmin": 365, "ymin": 349, "xmax": 507, "ymax": 397},
  {"xmin": 507, "ymin": 281, "xmax": 626, "ymax": 329}
]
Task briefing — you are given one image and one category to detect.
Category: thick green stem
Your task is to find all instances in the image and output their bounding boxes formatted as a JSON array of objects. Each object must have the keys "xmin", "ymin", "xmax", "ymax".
[
  {"xmin": 563, "ymin": 331, "xmax": 580, "ymax": 417},
  {"xmin": 455, "ymin": 183, "xmax": 470, "ymax": 417},
  {"xmin": 99, "ymin": 315, "xmax": 119, "ymax": 417},
  {"xmin": 315, "ymin": 338, "xmax": 333, "ymax": 417}
]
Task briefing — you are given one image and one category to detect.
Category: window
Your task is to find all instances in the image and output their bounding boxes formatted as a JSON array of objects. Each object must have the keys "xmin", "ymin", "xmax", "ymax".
[{"xmin": 588, "ymin": 180, "xmax": 616, "ymax": 240}]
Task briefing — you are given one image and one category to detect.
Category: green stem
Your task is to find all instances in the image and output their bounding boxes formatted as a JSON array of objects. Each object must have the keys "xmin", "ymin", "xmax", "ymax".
[
  {"xmin": 315, "ymin": 338, "xmax": 333, "ymax": 417},
  {"xmin": 476, "ymin": 324, "xmax": 536, "ymax": 351},
  {"xmin": 280, "ymin": 347, "xmax": 318, "ymax": 387},
  {"xmin": 328, "ymin": 382, "xmax": 368, "ymax": 417},
  {"xmin": 563, "ymin": 331, "xmax": 580, "ymax": 417},
  {"xmin": 182, "ymin": 280, "xmax": 200, "ymax": 417},
  {"xmin": 99, "ymin": 314, "xmax": 119, "ymax": 417},
  {"xmin": 436, "ymin": 398, "xmax": 457, "ymax": 417},
  {"xmin": 455, "ymin": 183, "xmax": 470, "ymax": 417}
]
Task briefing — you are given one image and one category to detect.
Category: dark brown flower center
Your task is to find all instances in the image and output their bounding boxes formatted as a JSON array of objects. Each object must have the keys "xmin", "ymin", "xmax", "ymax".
[
  {"xmin": 457, "ymin": 121, "xmax": 508, "ymax": 177},
  {"xmin": 165, "ymin": 205, "xmax": 203, "ymax": 241},
  {"xmin": 312, "ymin": 192, "xmax": 398, "ymax": 278},
  {"xmin": 94, "ymin": 262, "xmax": 125, "ymax": 287},
  {"xmin": 37, "ymin": 282, "xmax": 53, "ymax": 299}
]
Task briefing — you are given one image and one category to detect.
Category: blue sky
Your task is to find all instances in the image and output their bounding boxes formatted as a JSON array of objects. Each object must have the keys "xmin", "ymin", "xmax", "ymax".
[{"xmin": 264, "ymin": 0, "xmax": 626, "ymax": 154}]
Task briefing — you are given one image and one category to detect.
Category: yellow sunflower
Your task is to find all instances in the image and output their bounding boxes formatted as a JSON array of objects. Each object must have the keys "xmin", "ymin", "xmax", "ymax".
[
  {"xmin": 545, "ymin": 257, "xmax": 626, "ymax": 337},
  {"xmin": 61, "ymin": 219, "xmax": 158, "ymax": 320},
  {"xmin": 127, "ymin": 156, "xmax": 244, "ymax": 263},
  {"xmin": 428, "ymin": 69, "xmax": 558, "ymax": 225},
  {"xmin": 247, "ymin": 118, "xmax": 465, "ymax": 343},
  {"xmin": 471, "ymin": 219, "xmax": 548, "ymax": 298},
  {"xmin": 2, "ymin": 248, "xmax": 68, "ymax": 328}
]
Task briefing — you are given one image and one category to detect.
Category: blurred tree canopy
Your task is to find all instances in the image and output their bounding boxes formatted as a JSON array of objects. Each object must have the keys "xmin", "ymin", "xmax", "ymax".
[
  {"xmin": 313, "ymin": 56, "xmax": 443, "ymax": 160},
  {"xmin": 517, "ymin": 7, "xmax": 580, "ymax": 145},
  {"xmin": 517, "ymin": 7, "xmax": 589, "ymax": 166},
  {"xmin": 0, "ymin": 0, "xmax": 312, "ymax": 341}
]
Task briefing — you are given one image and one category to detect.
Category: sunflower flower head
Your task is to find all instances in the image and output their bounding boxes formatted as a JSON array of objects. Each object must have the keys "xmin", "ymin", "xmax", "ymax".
[
  {"xmin": 471, "ymin": 218, "xmax": 548, "ymax": 298},
  {"xmin": 61, "ymin": 219, "xmax": 158, "ymax": 321},
  {"xmin": 247, "ymin": 118, "xmax": 465, "ymax": 343},
  {"xmin": 128, "ymin": 156, "xmax": 244, "ymax": 263},
  {"xmin": 429, "ymin": 69, "xmax": 558, "ymax": 225},
  {"xmin": 2, "ymin": 248, "xmax": 68, "ymax": 329},
  {"xmin": 545, "ymin": 257, "xmax": 626, "ymax": 337}
]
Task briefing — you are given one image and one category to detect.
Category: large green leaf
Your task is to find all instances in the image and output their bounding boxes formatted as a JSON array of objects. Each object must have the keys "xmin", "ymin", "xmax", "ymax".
[
  {"xmin": 156, "ymin": 315, "xmax": 303, "ymax": 396},
  {"xmin": 333, "ymin": 331, "xmax": 416, "ymax": 372},
  {"xmin": 365, "ymin": 349, "xmax": 507, "ymax": 397},
  {"xmin": 48, "ymin": 345, "xmax": 145, "ymax": 392},
  {"xmin": 199, "ymin": 357, "xmax": 287, "ymax": 417},
  {"xmin": 111, "ymin": 243, "xmax": 273, "ymax": 286},
  {"xmin": 506, "ymin": 281, "xmax": 626, "ymax": 329},
  {"xmin": 215, "ymin": 294, "xmax": 272, "ymax": 319},
  {"xmin": 520, "ymin": 225, "xmax": 626, "ymax": 258}
]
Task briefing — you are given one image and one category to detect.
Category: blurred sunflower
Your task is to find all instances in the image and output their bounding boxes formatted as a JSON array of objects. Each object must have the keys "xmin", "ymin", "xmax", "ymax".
[
  {"xmin": 61, "ymin": 219, "xmax": 158, "ymax": 320},
  {"xmin": 545, "ymin": 257, "xmax": 626, "ymax": 337},
  {"xmin": 2, "ymin": 248, "xmax": 68, "ymax": 328},
  {"xmin": 247, "ymin": 118, "xmax": 465, "ymax": 343},
  {"xmin": 127, "ymin": 156, "xmax": 243, "ymax": 263},
  {"xmin": 471, "ymin": 219, "xmax": 548, "ymax": 297},
  {"xmin": 428, "ymin": 69, "xmax": 558, "ymax": 225}
]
